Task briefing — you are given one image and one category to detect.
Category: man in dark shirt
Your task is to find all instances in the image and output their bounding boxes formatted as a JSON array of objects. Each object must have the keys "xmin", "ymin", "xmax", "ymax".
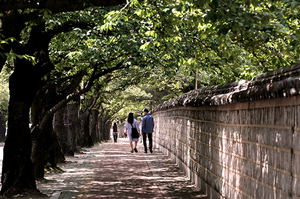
[{"xmin": 141, "ymin": 108, "xmax": 154, "ymax": 153}]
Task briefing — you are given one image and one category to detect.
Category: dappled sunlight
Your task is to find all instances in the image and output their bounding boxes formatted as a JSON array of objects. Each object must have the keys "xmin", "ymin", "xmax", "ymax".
[
  {"xmin": 95, "ymin": 154, "xmax": 128, "ymax": 157},
  {"xmin": 35, "ymin": 139, "xmax": 206, "ymax": 198}
]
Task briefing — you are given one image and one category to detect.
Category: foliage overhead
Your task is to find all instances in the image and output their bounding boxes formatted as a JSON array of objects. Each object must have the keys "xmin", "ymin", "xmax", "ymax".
[{"xmin": 1, "ymin": 0, "xmax": 300, "ymax": 122}]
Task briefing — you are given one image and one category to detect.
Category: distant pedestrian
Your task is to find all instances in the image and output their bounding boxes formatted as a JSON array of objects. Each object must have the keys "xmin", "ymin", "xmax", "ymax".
[
  {"xmin": 124, "ymin": 129, "xmax": 127, "ymax": 138},
  {"xmin": 126, "ymin": 112, "xmax": 141, "ymax": 153},
  {"xmin": 112, "ymin": 123, "xmax": 119, "ymax": 142},
  {"xmin": 141, "ymin": 108, "xmax": 154, "ymax": 153}
]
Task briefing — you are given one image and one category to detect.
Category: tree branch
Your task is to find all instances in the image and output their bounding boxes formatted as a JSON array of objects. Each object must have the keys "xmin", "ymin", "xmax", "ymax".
[
  {"xmin": 0, "ymin": 0, "xmax": 126, "ymax": 13},
  {"xmin": 37, "ymin": 60, "xmax": 127, "ymax": 130}
]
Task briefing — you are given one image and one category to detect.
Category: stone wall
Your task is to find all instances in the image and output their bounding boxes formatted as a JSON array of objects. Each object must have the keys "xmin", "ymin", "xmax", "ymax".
[{"xmin": 152, "ymin": 63, "xmax": 300, "ymax": 199}]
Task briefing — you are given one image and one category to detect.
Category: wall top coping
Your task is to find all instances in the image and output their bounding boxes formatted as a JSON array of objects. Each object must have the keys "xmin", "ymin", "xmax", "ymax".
[{"xmin": 152, "ymin": 63, "xmax": 300, "ymax": 112}]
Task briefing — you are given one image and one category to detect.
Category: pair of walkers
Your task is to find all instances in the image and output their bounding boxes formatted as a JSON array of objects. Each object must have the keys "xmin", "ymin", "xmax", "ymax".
[{"xmin": 125, "ymin": 108, "xmax": 154, "ymax": 153}]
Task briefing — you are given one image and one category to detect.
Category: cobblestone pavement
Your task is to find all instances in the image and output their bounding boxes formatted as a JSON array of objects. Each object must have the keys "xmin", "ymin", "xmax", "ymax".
[{"xmin": 36, "ymin": 138, "xmax": 206, "ymax": 199}]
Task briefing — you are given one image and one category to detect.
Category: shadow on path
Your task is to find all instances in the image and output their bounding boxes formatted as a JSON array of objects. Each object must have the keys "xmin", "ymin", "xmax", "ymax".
[{"xmin": 37, "ymin": 138, "xmax": 206, "ymax": 199}]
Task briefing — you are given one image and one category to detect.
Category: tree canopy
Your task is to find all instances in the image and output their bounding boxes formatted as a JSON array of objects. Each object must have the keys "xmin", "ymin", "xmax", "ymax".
[{"xmin": 0, "ymin": 0, "xmax": 299, "ymax": 196}]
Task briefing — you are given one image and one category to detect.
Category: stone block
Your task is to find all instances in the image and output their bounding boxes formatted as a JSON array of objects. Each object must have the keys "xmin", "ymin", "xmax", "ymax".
[
  {"xmin": 190, "ymin": 110, "xmax": 195, "ymax": 119},
  {"xmin": 266, "ymin": 187, "xmax": 275, "ymax": 199},
  {"xmin": 199, "ymin": 166, "xmax": 205, "ymax": 179},
  {"xmin": 251, "ymin": 109, "xmax": 259, "ymax": 125},
  {"xmin": 276, "ymin": 172, "xmax": 292, "ymax": 195},
  {"xmin": 284, "ymin": 129, "xmax": 293, "ymax": 148},
  {"xmin": 198, "ymin": 110, "xmax": 204, "ymax": 120},
  {"xmin": 230, "ymin": 171, "xmax": 236, "ymax": 188},
  {"xmin": 211, "ymin": 110, "xmax": 217, "ymax": 122},
  {"xmin": 212, "ymin": 147, "xmax": 219, "ymax": 161},
  {"xmin": 296, "ymin": 106, "xmax": 300, "ymax": 126},
  {"xmin": 274, "ymin": 107, "xmax": 285, "ymax": 126},
  {"xmin": 223, "ymin": 153, "xmax": 229, "ymax": 168},
  {"xmin": 262, "ymin": 166, "xmax": 272, "ymax": 185},
  {"xmin": 236, "ymin": 157, "xmax": 241, "ymax": 172},
  {"xmin": 292, "ymin": 177, "xmax": 300, "ymax": 197},
  {"xmin": 248, "ymin": 127, "xmax": 255, "ymax": 143},
  {"xmin": 244, "ymin": 177, "xmax": 251, "ymax": 196},
  {"xmin": 237, "ymin": 174, "xmax": 245, "ymax": 192},
  {"xmin": 254, "ymin": 184, "xmax": 264, "ymax": 199},
  {"xmin": 223, "ymin": 167, "xmax": 229, "ymax": 183},
  {"xmin": 215, "ymin": 164, "xmax": 222, "ymax": 178},
  {"xmin": 248, "ymin": 144, "xmax": 255, "ymax": 162},
  {"xmin": 286, "ymin": 106, "xmax": 295, "ymax": 126},
  {"xmin": 254, "ymin": 164, "xmax": 262, "ymax": 183},
  {"xmin": 283, "ymin": 152, "xmax": 292, "ymax": 173},
  {"xmin": 219, "ymin": 111, "xmax": 225, "ymax": 123},
  {"xmin": 241, "ymin": 127, "xmax": 250, "ymax": 142},
  {"xmin": 250, "ymin": 180, "xmax": 257, "ymax": 198},
  {"xmin": 239, "ymin": 109, "xmax": 246, "ymax": 124},
  {"xmin": 232, "ymin": 155, "xmax": 237, "ymax": 170},
  {"xmin": 244, "ymin": 160, "xmax": 252, "ymax": 178},
  {"xmin": 224, "ymin": 183, "xmax": 230, "ymax": 198},
  {"xmin": 293, "ymin": 154, "xmax": 300, "ymax": 176},
  {"xmin": 238, "ymin": 142, "xmax": 244, "ymax": 156},
  {"xmin": 294, "ymin": 130, "xmax": 300, "ymax": 152},
  {"xmin": 227, "ymin": 185, "xmax": 236, "ymax": 199},
  {"xmin": 265, "ymin": 107, "xmax": 274, "ymax": 125},
  {"xmin": 227, "ymin": 111, "xmax": 233, "ymax": 124}
]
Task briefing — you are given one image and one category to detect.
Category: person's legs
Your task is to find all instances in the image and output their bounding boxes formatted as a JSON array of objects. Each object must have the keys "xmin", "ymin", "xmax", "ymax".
[
  {"xmin": 134, "ymin": 141, "xmax": 138, "ymax": 152},
  {"xmin": 113, "ymin": 133, "xmax": 117, "ymax": 142},
  {"xmin": 143, "ymin": 133, "xmax": 147, "ymax": 153},
  {"xmin": 130, "ymin": 141, "xmax": 133, "ymax": 152},
  {"xmin": 148, "ymin": 133, "xmax": 153, "ymax": 153}
]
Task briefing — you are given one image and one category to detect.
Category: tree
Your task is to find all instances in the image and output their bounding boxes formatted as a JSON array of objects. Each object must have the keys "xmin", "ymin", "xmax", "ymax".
[
  {"xmin": 28, "ymin": 2, "xmax": 157, "ymax": 180},
  {"xmin": 97, "ymin": 0, "xmax": 300, "ymax": 121},
  {"xmin": 0, "ymin": 0, "xmax": 126, "ymax": 197},
  {"xmin": 122, "ymin": 0, "xmax": 299, "ymax": 83},
  {"xmin": 1, "ymin": 0, "xmax": 299, "ymax": 196},
  {"xmin": 30, "ymin": 69, "xmax": 84, "ymax": 179}
]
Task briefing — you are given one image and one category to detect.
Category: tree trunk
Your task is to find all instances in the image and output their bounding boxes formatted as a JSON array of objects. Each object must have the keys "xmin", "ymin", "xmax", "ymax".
[
  {"xmin": 98, "ymin": 117, "xmax": 109, "ymax": 142},
  {"xmin": 31, "ymin": 115, "xmax": 64, "ymax": 176},
  {"xmin": 81, "ymin": 110, "xmax": 93, "ymax": 147},
  {"xmin": 31, "ymin": 127, "xmax": 45, "ymax": 180},
  {"xmin": 43, "ymin": 117, "xmax": 65, "ymax": 169},
  {"xmin": 105, "ymin": 122, "xmax": 111, "ymax": 140},
  {"xmin": 30, "ymin": 95, "xmax": 45, "ymax": 180},
  {"xmin": 90, "ymin": 109, "xmax": 99, "ymax": 143},
  {"xmin": 97, "ymin": 118, "xmax": 103, "ymax": 142},
  {"xmin": 1, "ymin": 59, "xmax": 38, "ymax": 196},
  {"xmin": 31, "ymin": 86, "xmax": 65, "ymax": 179},
  {"xmin": 96, "ymin": 119, "xmax": 101, "ymax": 142},
  {"xmin": 54, "ymin": 107, "xmax": 69, "ymax": 155},
  {"xmin": 68, "ymin": 102, "xmax": 81, "ymax": 154}
]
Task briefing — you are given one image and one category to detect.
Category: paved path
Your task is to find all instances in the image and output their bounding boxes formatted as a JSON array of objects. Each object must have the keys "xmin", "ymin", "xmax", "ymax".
[{"xmin": 36, "ymin": 138, "xmax": 206, "ymax": 198}]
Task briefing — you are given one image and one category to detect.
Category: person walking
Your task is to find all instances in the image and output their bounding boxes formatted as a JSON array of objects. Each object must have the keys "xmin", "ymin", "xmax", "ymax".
[
  {"xmin": 112, "ymin": 123, "xmax": 119, "ymax": 142},
  {"xmin": 141, "ymin": 108, "xmax": 154, "ymax": 153},
  {"xmin": 125, "ymin": 113, "xmax": 141, "ymax": 153},
  {"xmin": 124, "ymin": 129, "xmax": 127, "ymax": 138}
]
